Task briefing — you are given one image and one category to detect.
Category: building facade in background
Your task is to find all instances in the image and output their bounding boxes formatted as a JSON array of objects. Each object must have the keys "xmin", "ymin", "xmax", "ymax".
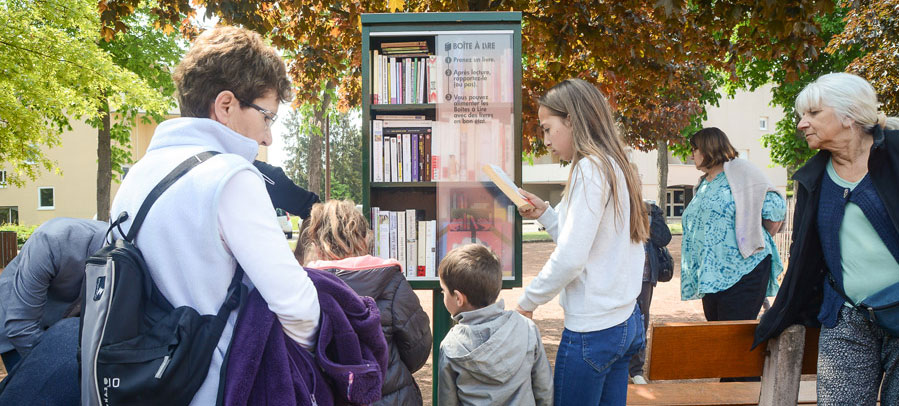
[
  {"xmin": 523, "ymin": 84, "xmax": 788, "ymax": 219},
  {"xmin": 0, "ymin": 116, "xmax": 269, "ymax": 225}
]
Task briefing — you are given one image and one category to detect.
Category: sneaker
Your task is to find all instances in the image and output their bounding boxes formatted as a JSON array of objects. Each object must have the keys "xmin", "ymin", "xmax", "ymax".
[{"xmin": 631, "ymin": 375, "xmax": 648, "ymax": 385}]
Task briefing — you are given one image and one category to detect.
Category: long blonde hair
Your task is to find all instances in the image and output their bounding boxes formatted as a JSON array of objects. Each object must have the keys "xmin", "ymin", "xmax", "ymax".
[
  {"xmin": 295, "ymin": 200, "xmax": 372, "ymax": 264},
  {"xmin": 539, "ymin": 79, "xmax": 648, "ymax": 243}
]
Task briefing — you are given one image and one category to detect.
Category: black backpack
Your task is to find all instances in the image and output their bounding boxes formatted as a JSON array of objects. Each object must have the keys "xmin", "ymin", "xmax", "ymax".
[
  {"xmin": 655, "ymin": 245, "xmax": 675, "ymax": 283},
  {"xmin": 79, "ymin": 151, "xmax": 244, "ymax": 406}
]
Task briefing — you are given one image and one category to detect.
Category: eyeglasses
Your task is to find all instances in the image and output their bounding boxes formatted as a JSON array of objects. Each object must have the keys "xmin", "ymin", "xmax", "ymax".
[{"xmin": 236, "ymin": 97, "xmax": 277, "ymax": 128}]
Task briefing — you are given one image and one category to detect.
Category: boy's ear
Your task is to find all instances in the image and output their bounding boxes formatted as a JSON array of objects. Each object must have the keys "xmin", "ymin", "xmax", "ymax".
[{"xmin": 452, "ymin": 289, "xmax": 468, "ymax": 308}]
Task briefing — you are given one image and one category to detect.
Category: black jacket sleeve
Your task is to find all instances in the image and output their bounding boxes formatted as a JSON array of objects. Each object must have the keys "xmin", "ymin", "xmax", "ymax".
[
  {"xmin": 253, "ymin": 160, "xmax": 319, "ymax": 218},
  {"xmin": 391, "ymin": 278, "xmax": 432, "ymax": 373},
  {"xmin": 648, "ymin": 203, "xmax": 671, "ymax": 247}
]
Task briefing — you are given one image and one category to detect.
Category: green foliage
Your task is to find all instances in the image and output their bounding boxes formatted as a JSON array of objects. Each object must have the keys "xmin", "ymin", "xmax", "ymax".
[
  {"xmin": 0, "ymin": 0, "xmax": 169, "ymax": 186},
  {"xmin": 0, "ymin": 223, "xmax": 38, "ymax": 246},
  {"xmin": 326, "ymin": 110, "xmax": 363, "ymax": 202},
  {"xmin": 93, "ymin": 7, "xmax": 185, "ymax": 179},
  {"xmin": 734, "ymin": 5, "xmax": 862, "ymax": 168},
  {"xmin": 282, "ymin": 105, "xmax": 363, "ymax": 203}
]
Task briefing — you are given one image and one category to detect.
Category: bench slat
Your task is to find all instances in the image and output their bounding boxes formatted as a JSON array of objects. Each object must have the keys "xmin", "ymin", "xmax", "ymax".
[
  {"xmin": 647, "ymin": 321, "xmax": 820, "ymax": 380},
  {"xmin": 626, "ymin": 381, "xmax": 818, "ymax": 405},
  {"xmin": 647, "ymin": 321, "xmax": 766, "ymax": 380}
]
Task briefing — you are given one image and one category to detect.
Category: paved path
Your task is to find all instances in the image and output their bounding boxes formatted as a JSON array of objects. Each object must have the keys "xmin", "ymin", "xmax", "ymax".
[{"xmin": 414, "ymin": 236, "xmax": 708, "ymax": 405}]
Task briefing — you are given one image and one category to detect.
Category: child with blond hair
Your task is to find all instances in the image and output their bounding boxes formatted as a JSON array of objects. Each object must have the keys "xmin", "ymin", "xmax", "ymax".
[{"xmin": 296, "ymin": 200, "xmax": 432, "ymax": 406}]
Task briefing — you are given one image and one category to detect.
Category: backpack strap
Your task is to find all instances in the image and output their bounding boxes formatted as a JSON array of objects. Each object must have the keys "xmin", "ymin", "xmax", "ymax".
[{"xmin": 125, "ymin": 151, "xmax": 220, "ymax": 243}]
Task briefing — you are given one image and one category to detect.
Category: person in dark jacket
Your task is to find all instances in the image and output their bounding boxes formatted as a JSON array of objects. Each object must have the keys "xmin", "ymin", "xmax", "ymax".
[
  {"xmin": 755, "ymin": 73, "xmax": 899, "ymax": 404},
  {"xmin": 628, "ymin": 202, "xmax": 672, "ymax": 384},
  {"xmin": 253, "ymin": 160, "xmax": 319, "ymax": 219},
  {"xmin": 296, "ymin": 200, "xmax": 432, "ymax": 406},
  {"xmin": 0, "ymin": 218, "xmax": 106, "ymax": 370}
]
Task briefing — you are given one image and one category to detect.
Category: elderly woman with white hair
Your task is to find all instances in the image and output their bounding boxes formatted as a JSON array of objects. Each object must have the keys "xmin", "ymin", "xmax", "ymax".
[{"xmin": 755, "ymin": 72, "xmax": 899, "ymax": 404}]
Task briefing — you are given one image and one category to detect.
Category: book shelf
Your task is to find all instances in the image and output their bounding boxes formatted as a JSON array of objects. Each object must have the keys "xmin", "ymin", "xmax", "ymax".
[{"xmin": 361, "ymin": 11, "xmax": 523, "ymax": 403}]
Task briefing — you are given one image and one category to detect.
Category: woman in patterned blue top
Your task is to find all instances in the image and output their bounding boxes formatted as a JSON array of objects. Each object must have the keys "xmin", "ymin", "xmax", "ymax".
[{"xmin": 680, "ymin": 128, "xmax": 786, "ymax": 325}]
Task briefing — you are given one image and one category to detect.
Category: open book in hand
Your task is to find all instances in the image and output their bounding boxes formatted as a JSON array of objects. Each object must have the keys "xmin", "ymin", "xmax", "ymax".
[{"xmin": 481, "ymin": 164, "xmax": 535, "ymax": 211}]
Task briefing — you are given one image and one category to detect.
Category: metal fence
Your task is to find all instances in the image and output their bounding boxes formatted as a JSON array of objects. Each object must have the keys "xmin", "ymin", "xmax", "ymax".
[{"xmin": 774, "ymin": 197, "xmax": 796, "ymax": 267}]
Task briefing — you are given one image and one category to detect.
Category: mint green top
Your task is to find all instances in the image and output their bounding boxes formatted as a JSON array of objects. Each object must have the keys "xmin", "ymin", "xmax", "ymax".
[{"xmin": 827, "ymin": 159, "xmax": 899, "ymax": 305}]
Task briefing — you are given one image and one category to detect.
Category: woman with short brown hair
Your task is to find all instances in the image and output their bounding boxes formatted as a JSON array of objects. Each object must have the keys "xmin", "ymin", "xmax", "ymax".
[{"xmin": 680, "ymin": 127, "xmax": 786, "ymax": 326}]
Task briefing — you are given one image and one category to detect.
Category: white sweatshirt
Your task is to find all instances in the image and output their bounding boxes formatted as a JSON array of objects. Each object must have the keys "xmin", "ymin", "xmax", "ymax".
[
  {"xmin": 110, "ymin": 118, "xmax": 320, "ymax": 405},
  {"xmin": 517, "ymin": 158, "xmax": 644, "ymax": 332}
]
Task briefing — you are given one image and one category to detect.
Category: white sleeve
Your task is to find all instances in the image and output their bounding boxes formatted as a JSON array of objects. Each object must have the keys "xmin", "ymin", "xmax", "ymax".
[
  {"xmin": 518, "ymin": 164, "xmax": 607, "ymax": 311},
  {"xmin": 537, "ymin": 205, "xmax": 559, "ymax": 242},
  {"xmin": 217, "ymin": 170, "xmax": 320, "ymax": 348}
]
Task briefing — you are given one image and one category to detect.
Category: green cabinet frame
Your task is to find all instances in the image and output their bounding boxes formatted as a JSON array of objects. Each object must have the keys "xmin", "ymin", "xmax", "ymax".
[{"xmin": 360, "ymin": 11, "xmax": 523, "ymax": 404}]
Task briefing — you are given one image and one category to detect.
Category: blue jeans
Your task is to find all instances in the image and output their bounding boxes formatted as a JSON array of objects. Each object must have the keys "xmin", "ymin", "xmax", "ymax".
[
  {"xmin": 0, "ymin": 318, "xmax": 79, "ymax": 405},
  {"xmin": 554, "ymin": 305, "xmax": 645, "ymax": 406}
]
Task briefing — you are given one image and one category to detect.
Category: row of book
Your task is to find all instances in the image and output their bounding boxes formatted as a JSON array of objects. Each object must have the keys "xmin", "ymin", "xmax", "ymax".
[
  {"xmin": 371, "ymin": 208, "xmax": 438, "ymax": 279},
  {"xmin": 371, "ymin": 46, "xmax": 438, "ymax": 105},
  {"xmin": 371, "ymin": 118, "xmax": 435, "ymax": 182}
]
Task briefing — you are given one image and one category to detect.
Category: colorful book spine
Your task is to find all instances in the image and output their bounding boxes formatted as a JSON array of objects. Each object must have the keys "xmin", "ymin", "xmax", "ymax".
[
  {"xmin": 389, "ymin": 136, "xmax": 398, "ymax": 182},
  {"xmin": 405, "ymin": 209, "xmax": 418, "ymax": 278},
  {"xmin": 402, "ymin": 133, "xmax": 411, "ymax": 182},
  {"xmin": 411, "ymin": 133, "xmax": 419, "ymax": 182},
  {"xmin": 388, "ymin": 211, "xmax": 398, "ymax": 260},
  {"xmin": 425, "ymin": 220, "xmax": 437, "ymax": 277},
  {"xmin": 372, "ymin": 120, "xmax": 383, "ymax": 182},
  {"xmin": 377, "ymin": 211, "xmax": 390, "ymax": 260},
  {"xmin": 417, "ymin": 221, "xmax": 427, "ymax": 277},
  {"xmin": 397, "ymin": 212, "xmax": 406, "ymax": 272}
]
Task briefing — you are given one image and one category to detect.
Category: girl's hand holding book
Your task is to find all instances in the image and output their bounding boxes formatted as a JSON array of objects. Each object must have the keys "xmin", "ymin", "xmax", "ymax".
[{"xmin": 517, "ymin": 189, "xmax": 547, "ymax": 220}]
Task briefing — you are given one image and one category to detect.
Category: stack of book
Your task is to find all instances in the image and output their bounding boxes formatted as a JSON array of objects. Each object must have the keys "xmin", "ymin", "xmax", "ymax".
[
  {"xmin": 370, "ymin": 207, "xmax": 438, "ymax": 278},
  {"xmin": 371, "ymin": 116, "xmax": 434, "ymax": 183},
  {"xmin": 371, "ymin": 41, "xmax": 437, "ymax": 104}
]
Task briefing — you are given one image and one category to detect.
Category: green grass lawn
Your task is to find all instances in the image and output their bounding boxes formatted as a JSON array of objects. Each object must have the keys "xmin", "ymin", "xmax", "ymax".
[
  {"xmin": 523, "ymin": 231, "xmax": 552, "ymax": 242},
  {"xmin": 668, "ymin": 223, "xmax": 683, "ymax": 235}
]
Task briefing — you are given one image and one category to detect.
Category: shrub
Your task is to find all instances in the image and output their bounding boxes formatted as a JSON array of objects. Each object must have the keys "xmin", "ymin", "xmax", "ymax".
[{"xmin": 0, "ymin": 224, "xmax": 39, "ymax": 247}]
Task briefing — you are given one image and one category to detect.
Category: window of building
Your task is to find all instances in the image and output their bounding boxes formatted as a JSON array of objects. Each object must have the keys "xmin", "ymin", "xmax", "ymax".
[
  {"xmin": 666, "ymin": 189, "xmax": 686, "ymax": 217},
  {"xmin": 38, "ymin": 187, "xmax": 55, "ymax": 210},
  {"xmin": 0, "ymin": 170, "xmax": 6, "ymax": 188},
  {"xmin": 737, "ymin": 149, "xmax": 750, "ymax": 159},
  {"xmin": 759, "ymin": 116, "xmax": 769, "ymax": 131},
  {"xmin": 0, "ymin": 207, "xmax": 18, "ymax": 224}
]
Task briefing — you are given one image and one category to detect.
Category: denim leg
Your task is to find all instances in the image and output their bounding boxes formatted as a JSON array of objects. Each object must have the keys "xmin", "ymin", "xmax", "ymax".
[
  {"xmin": 554, "ymin": 328, "xmax": 605, "ymax": 406},
  {"xmin": 628, "ymin": 283, "xmax": 652, "ymax": 377},
  {"xmin": 0, "ymin": 318, "xmax": 79, "ymax": 405},
  {"xmin": 600, "ymin": 307, "xmax": 644, "ymax": 405},
  {"xmin": 553, "ymin": 306, "xmax": 644, "ymax": 406}
]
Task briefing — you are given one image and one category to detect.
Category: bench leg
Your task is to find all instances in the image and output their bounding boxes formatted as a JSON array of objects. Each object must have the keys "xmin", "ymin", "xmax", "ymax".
[{"xmin": 759, "ymin": 324, "xmax": 806, "ymax": 406}]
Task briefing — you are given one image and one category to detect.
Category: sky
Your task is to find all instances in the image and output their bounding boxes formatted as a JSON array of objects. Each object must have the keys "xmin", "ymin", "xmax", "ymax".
[{"xmin": 267, "ymin": 102, "xmax": 292, "ymax": 167}]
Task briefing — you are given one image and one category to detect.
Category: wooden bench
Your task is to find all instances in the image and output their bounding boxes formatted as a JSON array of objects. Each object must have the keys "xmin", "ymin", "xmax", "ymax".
[{"xmin": 627, "ymin": 320, "xmax": 819, "ymax": 405}]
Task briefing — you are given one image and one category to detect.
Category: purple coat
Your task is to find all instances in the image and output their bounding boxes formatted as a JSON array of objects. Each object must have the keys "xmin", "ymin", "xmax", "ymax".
[{"xmin": 223, "ymin": 268, "xmax": 389, "ymax": 406}]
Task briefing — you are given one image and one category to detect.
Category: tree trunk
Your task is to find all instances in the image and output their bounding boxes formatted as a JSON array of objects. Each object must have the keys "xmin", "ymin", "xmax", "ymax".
[
  {"xmin": 657, "ymin": 140, "xmax": 669, "ymax": 218},
  {"xmin": 307, "ymin": 85, "xmax": 334, "ymax": 197},
  {"xmin": 97, "ymin": 101, "xmax": 112, "ymax": 222}
]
